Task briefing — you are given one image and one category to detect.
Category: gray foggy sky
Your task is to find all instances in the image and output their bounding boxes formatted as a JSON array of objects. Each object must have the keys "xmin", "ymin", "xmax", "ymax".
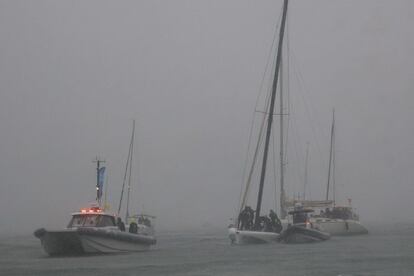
[{"xmin": 0, "ymin": 0, "xmax": 413, "ymax": 234}]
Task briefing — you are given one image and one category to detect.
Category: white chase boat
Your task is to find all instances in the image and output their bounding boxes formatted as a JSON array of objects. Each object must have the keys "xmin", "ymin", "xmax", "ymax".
[
  {"xmin": 34, "ymin": 153, "xmax": 156, "ymax": 256},
  {"xmin": 34, "ymin": 206, "xmax": 156, "ymax": 256}
]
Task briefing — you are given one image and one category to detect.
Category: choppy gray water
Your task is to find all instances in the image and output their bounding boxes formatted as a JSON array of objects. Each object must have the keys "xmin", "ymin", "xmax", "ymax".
[{"xmin": 1, "ymin": 223, "xmax": 414, "ymax": 276}]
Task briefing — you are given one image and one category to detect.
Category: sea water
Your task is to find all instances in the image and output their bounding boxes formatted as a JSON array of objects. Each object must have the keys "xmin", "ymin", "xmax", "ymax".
[{"xmin": 1, "ymin": 223, "xmax": 414, "ymax": 276}]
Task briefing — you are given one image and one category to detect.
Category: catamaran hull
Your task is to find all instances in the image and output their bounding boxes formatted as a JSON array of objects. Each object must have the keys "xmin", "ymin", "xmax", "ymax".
[
  {"xmin": 312, "ymin": 219, "xmax": 368, "ymax": 236},
  {"xmin": 228, "ymin": 227, "xmax": 279, "ymax": 244},
  {"xmin": 34, "ymin": 228, "xmax": 155, "ymax": 256}
]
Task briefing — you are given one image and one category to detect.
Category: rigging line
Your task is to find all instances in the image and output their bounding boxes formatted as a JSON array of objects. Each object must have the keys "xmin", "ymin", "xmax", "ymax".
[
  {"xmin": 290, "ymin": 61, "xmax": 324, "ymax": 165},
  {"xmin": 289, "ymin": 112, "xmax": 306, "ymax": 196},
  {"xmin": 296, "ymin": 66, "xmax": 327, "ymax": 142},
  {"xmin": 254, "ymin": 0, "xmax": 289, "ymax": 228},
  {"xmin": 326, "ymin": 110, "xmax": 335, "ymax": 201},
  {"xmin": 237, "ymin": 82, "xmax": 272, "ymax": 215},
  {"xmin": 238, "ymin": 88, "xmax": 272, "ymax": 214},
  {"xmin": 332, "ymin": 124, "xmax": 336, "ymax": 205},
  {"xmin": 236, "ymin": 15, "xmax": 282, "ymax": 218},
  {"xmin": 117, "ymin": 123, "xmax": 134, "ymax": 216},
  {"xmin": 272, "ymin": 120, "xmax": 278, "ymax": 212},
  {"xmin": 290, "ymin": 52, "xmax": 326, "ymax": 157},
  {"xmin": 285, "ymin": 10, "xmax": 291, "ymax": 167},
  {"xmin": 294, "ymin": 57, "xmax": 328, "ymax": 142},
  {"xmin": 283, "ymin": 114, "xmax": 291, "ymax": 196},
  {"xmin": 134, "ymin": 124, "xmax": 142, "ymax": 211},
  {"xmin": 125, "ymin": 120, "xmax": 135, "ymax": 222},
  {"xmin": 280, "ymin": 10, "xmax": 291, "ymax": 201}
]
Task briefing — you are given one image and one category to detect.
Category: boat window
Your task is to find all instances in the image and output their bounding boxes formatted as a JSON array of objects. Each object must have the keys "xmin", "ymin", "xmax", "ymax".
[
  {"xmin": 67, "ymin": 215, "xmax": 101, "ymax": 228},
  {"xmin": 96, "ymin": 215, "xmax": 116, "ymax": 227},
  {"xmin": 68, "ymin": 215, "xmax": 85, "ymax": 228},
  {"xmin": 86, "ymin": 215, "xmax": 98, "ymax": 226}
]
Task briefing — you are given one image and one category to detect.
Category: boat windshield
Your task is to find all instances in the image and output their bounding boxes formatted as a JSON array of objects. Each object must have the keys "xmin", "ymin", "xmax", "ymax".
[{"xmin": 67, "ymin": 214, "xmax": 115, "ymax": 228}]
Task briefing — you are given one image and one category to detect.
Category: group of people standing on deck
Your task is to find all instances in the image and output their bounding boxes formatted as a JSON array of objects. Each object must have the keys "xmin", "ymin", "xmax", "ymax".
[{"xmin": 237, "ymin": 206, "xmax": 283, "ymax": 233}]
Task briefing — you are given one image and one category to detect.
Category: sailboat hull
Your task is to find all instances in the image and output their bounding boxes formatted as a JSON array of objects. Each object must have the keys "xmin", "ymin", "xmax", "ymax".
[
  {"xmin": 311, "ymin": 218, "xmax": 368, "ymax": 236},
  {"xmin": 228, "ymin": 227, "xmax": 279, "ymax": 244}
]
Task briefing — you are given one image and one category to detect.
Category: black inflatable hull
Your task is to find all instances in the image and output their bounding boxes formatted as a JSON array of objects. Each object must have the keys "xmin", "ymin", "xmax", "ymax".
[{"xmin": 278, "ymin": 225, "xmax": 330, "ymax": 244}]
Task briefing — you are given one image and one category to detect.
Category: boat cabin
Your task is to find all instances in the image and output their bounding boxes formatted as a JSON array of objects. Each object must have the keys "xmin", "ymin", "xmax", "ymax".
[
  {"xmin": 324, "ymin": 206, "xmax": 356, "ymax": 220},
  {"xmin": 67, "ymin": 207, "xmax": 116, "ymax": 228}
]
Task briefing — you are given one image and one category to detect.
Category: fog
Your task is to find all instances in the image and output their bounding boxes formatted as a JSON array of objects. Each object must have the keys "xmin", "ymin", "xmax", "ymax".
[{"xmin": 0, "ymin": 0, "xmax": 413, "ymax": 235}]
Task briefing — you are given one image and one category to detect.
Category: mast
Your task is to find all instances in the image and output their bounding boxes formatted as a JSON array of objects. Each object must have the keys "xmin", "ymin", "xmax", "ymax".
[
  {"xmin": 303, "ymin": 142, "xmax": 309, "ymax": 200},
  {"xmin": 325, "ymin": 109, "xmax": 335, "ymax": 201},
  {"xmin": 332, "ymin": 115, "xmax": 336, "ymax": 205},
  {"xmin": 279, "ymin": 53, "xmax": 286, "ymax": 219},
  {"xmin": 125, "ymin": 120, "xmax": 135, "ymax": 222},
  {"xmin": 254, "ymin": 0, "xmax": 289, "ymax": 228},
  {"xmin": 117, "ymin": 120, "xmax": 135, "ymax": 217}
]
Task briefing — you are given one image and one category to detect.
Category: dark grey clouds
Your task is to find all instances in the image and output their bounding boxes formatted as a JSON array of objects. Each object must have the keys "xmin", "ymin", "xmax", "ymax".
[{"xmin": 0, "ymin": 0, "xmax": 413, "ymax": 234}]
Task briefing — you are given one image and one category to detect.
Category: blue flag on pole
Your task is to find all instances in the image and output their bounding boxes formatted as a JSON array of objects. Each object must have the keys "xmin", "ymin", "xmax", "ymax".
[{"xmin": 97, "ymin": 167, "xmax": 106, "ymax": 199}]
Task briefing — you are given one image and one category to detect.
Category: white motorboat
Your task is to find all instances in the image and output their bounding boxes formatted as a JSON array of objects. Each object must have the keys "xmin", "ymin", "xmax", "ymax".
[
  {"xmin": 34, "ymin": 206, "xmax": 156, "ymax": 256},
  {"xmin": 34, "ymin": 142, "xmax": 157, "ymax": 256}
]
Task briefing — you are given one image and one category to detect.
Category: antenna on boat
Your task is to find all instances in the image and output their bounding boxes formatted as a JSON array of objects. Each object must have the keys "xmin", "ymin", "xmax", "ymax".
[
  {"xmin": 93, "ymin": 157, "xmax": 105, "ymax": 206},
  {"xmin": 254, "ymin": 0, "xmax": 289, "ymax": 229}
]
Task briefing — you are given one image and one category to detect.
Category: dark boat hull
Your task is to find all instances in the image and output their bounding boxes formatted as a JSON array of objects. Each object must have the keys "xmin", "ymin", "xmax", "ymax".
[
  {"xmin": 278, "ymin": 225, "xmax": 330, "ymax": 244},
  {"xmin": 34, "ymin": 227, "xmax": 156, "ymax": 256}
]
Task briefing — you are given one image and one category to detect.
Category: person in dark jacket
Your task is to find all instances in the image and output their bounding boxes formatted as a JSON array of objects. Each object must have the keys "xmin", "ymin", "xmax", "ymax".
[
  {"xmin": 117, "ymin": 217, "xmax": 126, "ymax": 232},
  {"xmin": 238, "ymin": 207, "xmax": 250, "ymax": 230},
  {"xmin": 269, "ymin": 209, "xmax": 283, "ymax": 233},
  {"xmin": 245, "ymin": 206, "xmax": 255, "ymax": 230}
]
